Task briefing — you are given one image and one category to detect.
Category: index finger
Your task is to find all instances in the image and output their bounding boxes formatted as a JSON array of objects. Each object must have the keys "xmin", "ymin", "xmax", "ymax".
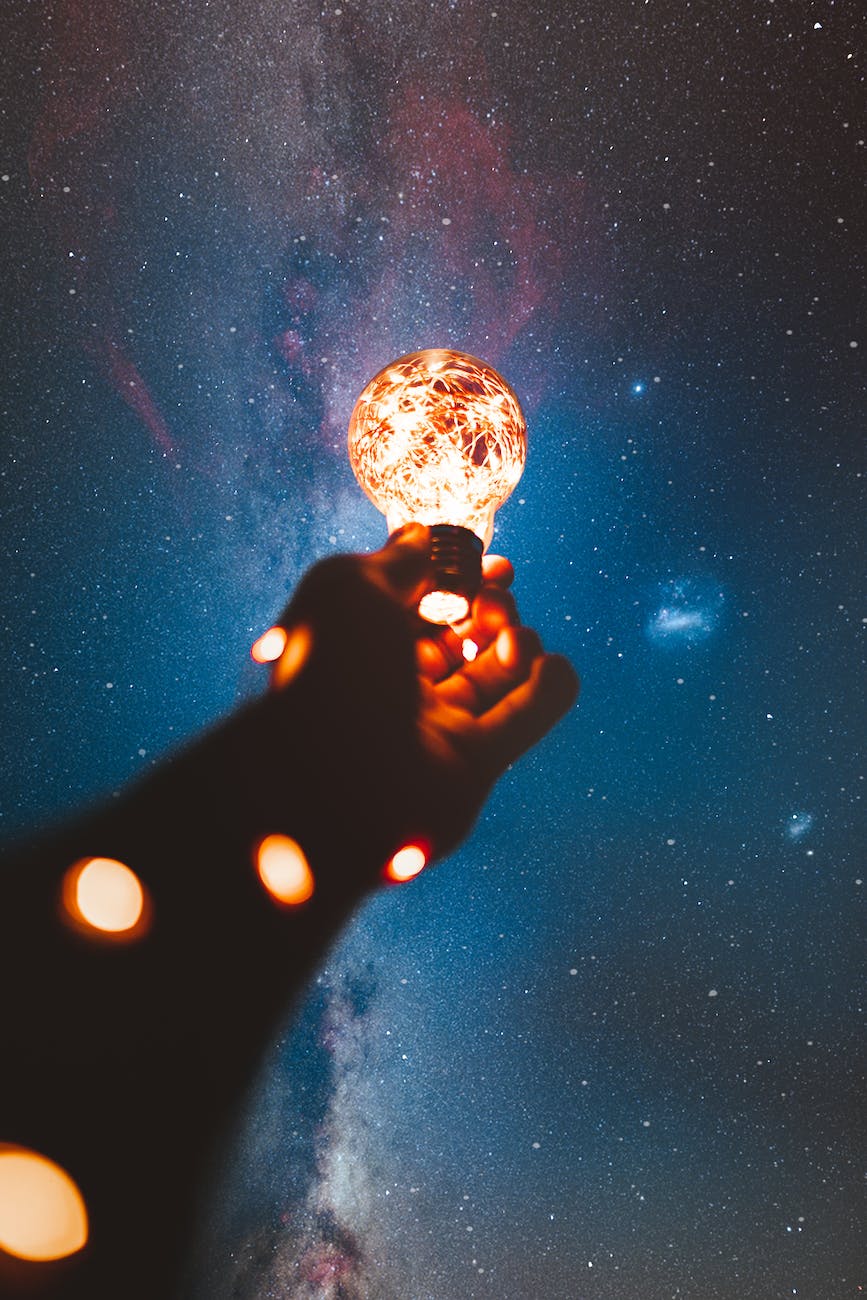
[{"xmin": 481, "ymin": 554, "xmax": 514, "ymax": 588}]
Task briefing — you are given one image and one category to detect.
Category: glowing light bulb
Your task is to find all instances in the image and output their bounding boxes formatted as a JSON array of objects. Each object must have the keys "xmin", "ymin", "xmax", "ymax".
[{"xmin": 348, "ymin": 349, "xmax": 527, "ymax": 624}]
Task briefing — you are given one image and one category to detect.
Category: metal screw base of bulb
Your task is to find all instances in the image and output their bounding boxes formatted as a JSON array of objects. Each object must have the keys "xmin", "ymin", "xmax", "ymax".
[
  {"xmin": 417, "ymin": 524, "xmax": 484, "ymax": 625},
  {"xmin": 429, "ymin": 523, "xmax": 483, "ymax": 592}
]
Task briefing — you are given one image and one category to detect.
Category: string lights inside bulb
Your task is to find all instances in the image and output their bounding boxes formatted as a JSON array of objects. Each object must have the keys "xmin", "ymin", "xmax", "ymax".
[
  {"xmin": 348, "ymin": 350, "xmax": 527, "ymax": 623},
  {"xmin": 348, "ymin": 350, "xmax": 526, "ymax": 544}
]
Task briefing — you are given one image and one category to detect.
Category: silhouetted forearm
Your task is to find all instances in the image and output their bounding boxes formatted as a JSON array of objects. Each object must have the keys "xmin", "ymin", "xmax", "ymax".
[
  {"xmin": 1, "ymin": 685, "xmax": 390, "ymax": 1298},
  {"xmin": 0, "ymin": 532, "xmax": 578, "ymax": 1296}
]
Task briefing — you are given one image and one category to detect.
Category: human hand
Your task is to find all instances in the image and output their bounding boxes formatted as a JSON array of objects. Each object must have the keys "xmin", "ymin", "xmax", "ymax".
[
  {"xmin": 262, "ymin": 524, "xmax": 579, "ymax": 872},
  {"xmin": 0, "ymin": 531, "xmax": 575, "ymax": 1300}
]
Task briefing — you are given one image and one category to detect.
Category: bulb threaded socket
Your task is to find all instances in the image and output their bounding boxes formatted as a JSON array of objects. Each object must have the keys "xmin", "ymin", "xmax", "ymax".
[{"xmin": 415, "ymin": 524, "xmax": 484, "ymax": 626}]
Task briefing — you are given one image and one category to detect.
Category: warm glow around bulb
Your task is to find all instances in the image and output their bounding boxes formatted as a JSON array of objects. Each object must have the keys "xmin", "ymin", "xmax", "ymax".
[
  {"xmin": 385, "ymin": 844, "xmax": 428, "ymax": 882},
  {"xmin": 251, "ymin": 625, "xmax": 288, "ymax": 663},
  {"xmin": 62, "ymin": 857, "xmax": 148, "ymax": 939},
  {"xmin": 256, "ymin": 834, "xmax": 315, "ymax": 905},
  {"xmin": 0, "ymin": 1146, "xmax": 88, "ymax": 1261},
  {"xmin": 348, "ymin": 350, "xmax": 527, "ymax": 546}
]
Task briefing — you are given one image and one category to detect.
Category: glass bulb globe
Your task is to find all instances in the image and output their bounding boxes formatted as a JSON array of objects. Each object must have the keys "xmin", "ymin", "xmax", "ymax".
[{"xmin": 348, "ymin": 349, "xmax": 527, "ymax": 623}]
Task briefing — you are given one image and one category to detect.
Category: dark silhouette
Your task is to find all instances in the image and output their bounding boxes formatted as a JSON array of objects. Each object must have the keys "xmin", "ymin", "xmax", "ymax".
[{"xmin": 0, "ymin": 524, "xmax": 578, "ymax": 1297}]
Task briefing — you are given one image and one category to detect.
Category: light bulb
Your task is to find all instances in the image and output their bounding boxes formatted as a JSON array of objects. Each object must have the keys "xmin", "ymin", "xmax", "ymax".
[{"xmin": 348, "ymin": 349, "xmax": 527, "ymax": 624}]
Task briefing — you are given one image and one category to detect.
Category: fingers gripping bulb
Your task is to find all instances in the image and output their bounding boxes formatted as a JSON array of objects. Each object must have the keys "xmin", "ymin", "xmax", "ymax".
[{"xmin": 348, "ymin": 350, "xmax": 527, "ymax": 624}]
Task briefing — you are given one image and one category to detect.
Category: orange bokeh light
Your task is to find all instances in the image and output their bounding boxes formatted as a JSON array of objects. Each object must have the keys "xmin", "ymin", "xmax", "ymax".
[
  {"xmin": 61, "ymin": 857, "xmax": 149, "ymax": 940},
  {"xmin": 271, "ymin": 624, "xmax": 313, "ymax": 689},
  {"xmin": 0, "ymin": 1146, "xmax": 88, "ymax": 1262},
  {"xmin": 251, "ymin": 625, "xmax": 288, "ymax": 663},
  {"xmin": 385, "ymin": 844, "xmax": 428, "ymax": 883},
  {"xmin": 256, "ymin": 834, "xmax": 315, "ymax": 905}
]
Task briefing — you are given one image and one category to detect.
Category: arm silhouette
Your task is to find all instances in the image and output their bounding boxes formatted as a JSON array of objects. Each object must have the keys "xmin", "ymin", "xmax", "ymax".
[{"xmin": 0, "ymin": 525, "xmax": 578, "ymax": 1297}]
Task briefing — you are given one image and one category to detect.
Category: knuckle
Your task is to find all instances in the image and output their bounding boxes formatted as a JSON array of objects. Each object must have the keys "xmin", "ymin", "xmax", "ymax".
[{"xmin": 276, "ymin": 553, "xmax": 369, "ymax": 628}]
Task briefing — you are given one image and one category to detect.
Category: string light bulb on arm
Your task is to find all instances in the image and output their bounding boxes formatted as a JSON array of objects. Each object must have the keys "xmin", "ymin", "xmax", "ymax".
[{"xmin": 348, "ymin": 349, "xmax": 527, "ymax": 624}]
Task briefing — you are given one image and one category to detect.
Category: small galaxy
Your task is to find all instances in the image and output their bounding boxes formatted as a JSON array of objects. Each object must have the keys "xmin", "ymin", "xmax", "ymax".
[
  {"xmin": 784, "ymin": 812, "xmax": 815, "ymax": 842},
  {"xmin": 1, "ymin": 0, "xmax": 863, "ymax": 1297},
  {"xmin": 645, "ymin": 577, "xmax": 725, "ymax": 644}
]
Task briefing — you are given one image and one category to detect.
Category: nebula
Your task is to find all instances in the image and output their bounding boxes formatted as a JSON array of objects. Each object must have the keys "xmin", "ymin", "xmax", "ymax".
[{"xmin": 24, "ymin": 2, "xmax": 587, "ymax": 473}]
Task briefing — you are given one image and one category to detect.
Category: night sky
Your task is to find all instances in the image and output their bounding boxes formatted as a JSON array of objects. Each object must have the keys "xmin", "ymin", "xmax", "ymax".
[{"xmin": 1, "ymin": 1, "xmax": 864, "ymax": 1297}]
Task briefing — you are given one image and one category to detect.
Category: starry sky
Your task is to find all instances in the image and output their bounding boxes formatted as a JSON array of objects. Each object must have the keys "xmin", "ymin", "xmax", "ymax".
[{"xmin": 1, "ymin": 1, "xmax": 864, "ymax": 1296}]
